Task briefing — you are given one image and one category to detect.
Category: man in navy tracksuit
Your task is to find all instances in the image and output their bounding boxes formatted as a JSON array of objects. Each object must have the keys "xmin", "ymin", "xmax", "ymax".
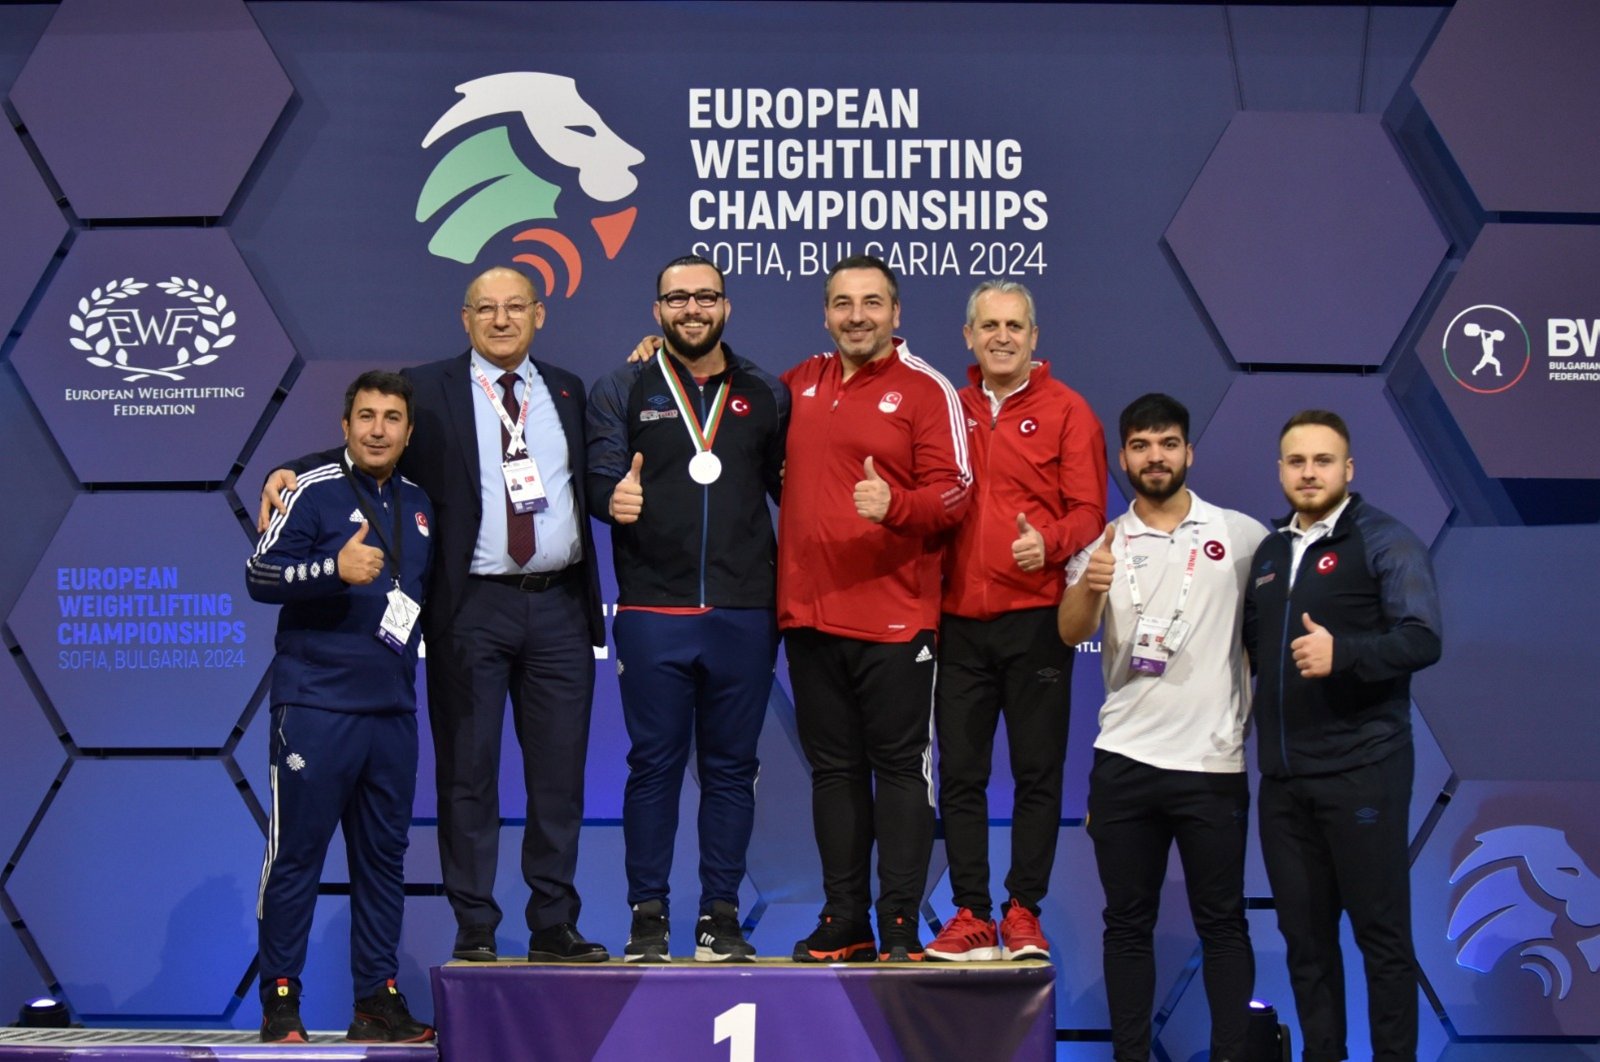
[
  {"xmin": 1244, "ymin": 410, "xmax": 1441, "ymax": 1062},
  {"xmin": 587, "ymin": 255, "xmax": 787, "ymax": 961},
  {"xmin": 246, "ymin": 371, "xmax": 435, "ymax": 1044}
]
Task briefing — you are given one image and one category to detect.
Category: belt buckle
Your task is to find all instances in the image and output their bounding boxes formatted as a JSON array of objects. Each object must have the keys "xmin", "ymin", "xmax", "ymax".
[{"xmin": 519, "ymin": 571, "xmax": 553, "ymax": 592}]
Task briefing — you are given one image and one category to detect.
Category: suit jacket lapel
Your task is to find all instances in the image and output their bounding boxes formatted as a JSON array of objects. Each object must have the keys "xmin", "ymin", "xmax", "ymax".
[{"xmin": 443, "ymin": 352, "xmax": 480, "ymax": 489}]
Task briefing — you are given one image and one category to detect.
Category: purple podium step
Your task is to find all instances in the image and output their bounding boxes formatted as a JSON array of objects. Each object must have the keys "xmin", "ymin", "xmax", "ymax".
[{"xmin": 431, "ymin": 958, "xmax": 1055, "ymax": 1061}]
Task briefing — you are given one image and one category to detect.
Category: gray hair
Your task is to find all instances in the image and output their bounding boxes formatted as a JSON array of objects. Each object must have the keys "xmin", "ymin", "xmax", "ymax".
[{"xmin": 965, "ymin": 279, "xmax": 1036, "ymax": 328}]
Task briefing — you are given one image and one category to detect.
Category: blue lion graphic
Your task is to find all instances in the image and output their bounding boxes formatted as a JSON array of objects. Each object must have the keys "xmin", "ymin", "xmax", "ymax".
[{"xmin": 1448, "ymin": 825, "xmax": 1600, "ymax": 1000}]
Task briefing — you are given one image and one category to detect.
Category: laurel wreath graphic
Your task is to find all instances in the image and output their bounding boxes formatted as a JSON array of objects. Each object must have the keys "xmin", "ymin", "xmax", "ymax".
[{"xmin": 69, "ymin": 276, "xmax": 237, "ymax": 382}]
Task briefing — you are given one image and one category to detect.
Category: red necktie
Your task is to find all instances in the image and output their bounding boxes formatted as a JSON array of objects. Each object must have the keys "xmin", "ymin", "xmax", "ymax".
[{"xmin": 500, "ymin": 371, "xmax": 536, "ymax": 566}]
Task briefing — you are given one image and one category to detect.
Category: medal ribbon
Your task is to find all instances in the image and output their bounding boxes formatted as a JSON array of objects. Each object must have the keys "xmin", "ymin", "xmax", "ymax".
[{"xmin": 657, "ymin": 350, "xmax": 730, "ymax": 456}]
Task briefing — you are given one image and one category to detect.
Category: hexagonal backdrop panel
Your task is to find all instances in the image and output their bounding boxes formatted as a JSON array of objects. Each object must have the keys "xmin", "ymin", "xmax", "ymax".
[
  {"xmin": 1414, "ymin": 779, "xmax": 1600, "ymax": 1037},
  {"xmin": 6, "ymin": 759, "xmax": 260, "ymax": 1019},
  {"xmin": 0, "ymin": 651, "xmax": 65, "ymax": 863},
  {"xmin": 1412, "ymin": 0, "xmax": 1600, "ymax": 215},
  {"xmin": 1414, "ymin": 525, "xmax": 1600, "ymax": 782},
  {"xmin": 0, "ymin": 123, "xmax": 67, "ymax": 338},
  {"xmin": 8, "ymin": 492, "xmax": 275, "ymax": 749},
  {"xmin": 10, "ymin": 228, "xmax": 298, "ymax": 483},
  {"xmin": 1166, "ymin": 111, "xmax": 1447, "ymax": 368},
  {"xmin": 1414, "ymin": 224, "xmax": 1600, "ymax": 480},
  {"xmin": 1191, "ymin": 373, "xmax": 1450, "ymax": 547},
  {"xmin": 9, "ymin": 0, "xmax": 291, "ymax": 220}
]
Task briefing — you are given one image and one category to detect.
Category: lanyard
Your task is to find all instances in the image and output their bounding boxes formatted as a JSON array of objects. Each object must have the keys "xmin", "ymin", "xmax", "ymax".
[
  {"xmin": 657, "ymin": 350, "xmax": 730, "ymax": 455},
  {"xmin": 1124, "ymin": 522, "xmax": 1199, "ymax": 622},
  {"xmin": 341, "ymin": 455, "xmax": 405, "ymax": 588},
  {"xmin": 471, "ymin": 363, "xmax": 530, "ymax": 458}
]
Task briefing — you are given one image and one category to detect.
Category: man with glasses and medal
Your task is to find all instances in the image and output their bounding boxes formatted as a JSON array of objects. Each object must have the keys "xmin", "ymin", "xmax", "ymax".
[
  {"xmin": 588, "ymin": 254, "xmax": 788, "ymax": 962},
  {"xmin": 258, "ymin": 267, "xmax": 609, "ymax": 966}
]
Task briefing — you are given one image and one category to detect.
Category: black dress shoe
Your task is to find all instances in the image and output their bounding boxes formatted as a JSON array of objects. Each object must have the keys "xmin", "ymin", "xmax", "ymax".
[
  {"xmin": 452, "ymin": 925, "xmax": 498, "ymax": 962},
  {"xmin": 528, "ymin": 922, "xmax": 609, "ymax": 963}
]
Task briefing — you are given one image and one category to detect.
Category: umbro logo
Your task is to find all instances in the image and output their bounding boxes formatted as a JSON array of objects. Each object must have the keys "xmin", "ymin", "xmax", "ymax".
[{"xmin": 914, "ymin": 646, "xmax": 933, "ymax": 663}]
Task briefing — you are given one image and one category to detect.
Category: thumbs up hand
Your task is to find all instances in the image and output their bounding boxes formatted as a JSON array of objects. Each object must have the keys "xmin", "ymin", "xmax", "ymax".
[
  {"xmin": 1290, "ymin": 612, "xmax": 1334, "ymax": 678},
  {"xmin": 610, "ymin": 452, "xmax": 645, "ymax": 524},
  {"xmin": 338, "ymin": 522, "xmax": 386, "ymax": 585},
  {"xmin": 854, "ymin": 456, "xmax": 891, "ymax": 523},
  {"xmin": 1011, "ymin": 513, "xmax": 1046, "ymax": 573},
  {"xmin": 1084, "ymin": 525, "xmax": 1117, "ymax": 594}
]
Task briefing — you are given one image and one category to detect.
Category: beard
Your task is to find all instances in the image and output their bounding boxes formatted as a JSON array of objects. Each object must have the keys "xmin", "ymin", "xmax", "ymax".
[
  {"xmin": 663, "ymin": 315, "xmax": 726, "ymax": 361},
  {"xmin": 1133, "ymin": 461, "xmax": 1188, "ymax": 503},
  {"xmin": 1286, "ymin": 481, "xmax": 1348, "ymax": 520}
]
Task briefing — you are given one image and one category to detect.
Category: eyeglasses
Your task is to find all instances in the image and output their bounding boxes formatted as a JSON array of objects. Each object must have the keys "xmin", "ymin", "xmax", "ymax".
[
  {"xmin": 657, "ymin": 290, "xmax": 725, "ymax": 309},
  {"xmin": 467, "ymin": 300, "xmax": 536, "ymax": 320}
]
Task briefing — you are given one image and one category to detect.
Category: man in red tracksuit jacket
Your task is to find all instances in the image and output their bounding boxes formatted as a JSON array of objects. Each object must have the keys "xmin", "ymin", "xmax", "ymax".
[
  {"xmin": 783, "ymin": 255, "xmax": 972, "ymax": 963},
  {"xmin": 927, "ymin": 280, "xmax": 1106, "ymax": 963}
]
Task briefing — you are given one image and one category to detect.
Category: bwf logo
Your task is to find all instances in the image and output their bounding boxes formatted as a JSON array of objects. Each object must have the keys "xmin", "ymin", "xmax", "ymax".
[{"xmin": 1441, "ymin": 304, "xmax": 1530, "ymax": 394}]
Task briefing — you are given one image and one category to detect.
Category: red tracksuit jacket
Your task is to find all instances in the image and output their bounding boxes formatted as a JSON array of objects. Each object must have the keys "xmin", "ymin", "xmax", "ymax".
[
  {"xmin": 941, "ymin": 361, "xmax": 1107, "ymax": 620},
  {"xmin": 778, "ymin": 339, "xmax": 971, "ymax": 642}
]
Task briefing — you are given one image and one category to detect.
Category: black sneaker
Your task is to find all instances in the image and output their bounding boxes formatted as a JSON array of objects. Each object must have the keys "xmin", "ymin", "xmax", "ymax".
[
  {"xmin": 347, "ymin": 980, "xmax": 435, "ymax": 1044},
  {"xmin": 792, "ymin": 914, "xmax": 876, "ymax": 962},
  {"xmin": 694, "ymin": 901, "xmax": 756, "ymax": 962},
  {"xmin": 878, "ymin": 912, "xmax": 926, "ymax": 962},
  {"xmin": 260, "ymin": 978, "xmax": 308, "ymax": 1044},
  {"xmin": 624, "ymin": 900, "xmax": 670, "ymax": 963}
]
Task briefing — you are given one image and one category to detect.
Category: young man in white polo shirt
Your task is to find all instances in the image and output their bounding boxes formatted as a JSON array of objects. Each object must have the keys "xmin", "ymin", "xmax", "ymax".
[{"xmin": 1058, "ymin": 393, "xmax": 1267, "ymax": 1062}]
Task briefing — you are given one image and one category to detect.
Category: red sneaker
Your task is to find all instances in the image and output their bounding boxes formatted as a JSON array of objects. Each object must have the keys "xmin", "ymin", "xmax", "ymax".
[
  {"xmin": 1000, "ymin": 899, "xmax": 1050, "ymax": 960},
  {"xmin": 925, "ymin": 907, "xmax": 1000, "ymax": 962}
]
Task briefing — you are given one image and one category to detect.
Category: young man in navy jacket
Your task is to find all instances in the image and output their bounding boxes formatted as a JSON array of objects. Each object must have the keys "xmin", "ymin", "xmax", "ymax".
[
  {"xmin": 1244, "ymin": 409, "xmax": 1442, "ymax": 1062},
  {"xmin": 247, "ymin": 371, "xmax": 435, "ymax": 1044}
]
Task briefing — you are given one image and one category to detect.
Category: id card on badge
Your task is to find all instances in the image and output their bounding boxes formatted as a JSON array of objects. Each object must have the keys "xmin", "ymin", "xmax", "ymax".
[
  {"xmin": 377, "ymin": 587, "xmax": 421, "ymax": 654},
  {"xmin": 1129, "ymin": 615, "xmax": 1172, "ymax": 676},
  {"xmin": 502, "ymin": 455, "xmax": 550, "ymax": 514}
]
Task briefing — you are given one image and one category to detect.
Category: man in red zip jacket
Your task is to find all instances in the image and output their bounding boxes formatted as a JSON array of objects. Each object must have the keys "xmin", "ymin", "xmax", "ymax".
[
  {"xmin": 925, "ymin": 281, "xmax": 1107, "ymax": 962},
  {"xmin": 783, "ymin": 255, "xmax": 973, "ymax": 963}
]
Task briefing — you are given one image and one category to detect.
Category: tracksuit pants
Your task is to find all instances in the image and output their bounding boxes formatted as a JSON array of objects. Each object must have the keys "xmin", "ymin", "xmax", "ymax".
[
  {"xmin": 786, "ymin": 627, "xmax": 937, "ymax": 924},
  {"xmin": 615, "ymin": 607, "xmax": 777, "ymax": 914},
  {"xmin": 257, "ymin": 705, "xmax": 416, "ymax": 1002},
  {"xmin": 1259, "ymin": 742, "xmax": 1417, "ymax": 1062},
  {"xmin": 935, "ymin": 607, "xmax": 1073, "ymax": 917},
  {"xmin": 1087, "ymin": 750, "xmax": 1254, "ymax": 1062}
]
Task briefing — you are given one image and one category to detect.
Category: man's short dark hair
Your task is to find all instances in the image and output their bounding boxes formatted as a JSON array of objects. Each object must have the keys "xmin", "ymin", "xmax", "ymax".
[
  {"xmin": 656, "ymin": 254, "xmax": 726, "ymax": 294},
  {"xmin": 1118, "ymin": 393, "xmax": 1189, "ymax": 445},
  {"xmin": 1280, "ymin": 409, "xmax": 1350, "ymax": 448},
  {"xmin": 824, "ymin": 254, "xmax": 899, "ymax": 302},
  {"xmin": 343, "ymin": 370, "xmax": 414, "ymax": 423}
]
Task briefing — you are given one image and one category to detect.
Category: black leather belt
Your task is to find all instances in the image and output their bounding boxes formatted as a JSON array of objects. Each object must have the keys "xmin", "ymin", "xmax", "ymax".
[{"xmin": 472, "ymin": 566, "xmax": 578, "ymax": 592}]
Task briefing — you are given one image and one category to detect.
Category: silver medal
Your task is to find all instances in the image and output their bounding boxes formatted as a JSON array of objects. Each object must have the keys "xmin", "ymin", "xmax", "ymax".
[{"xmin": 689, "ymin": 451, "xmax": 723, "ymax": 485}]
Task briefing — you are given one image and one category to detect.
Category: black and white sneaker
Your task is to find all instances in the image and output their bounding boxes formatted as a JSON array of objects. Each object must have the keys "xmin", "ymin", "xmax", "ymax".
[
  {"xmin": 625, "ymin": 900, "xmax": 671, "ymax": 963},
  {"xmin": 694, "ymin": 900, "xmax": 756, "ymax": 962}
]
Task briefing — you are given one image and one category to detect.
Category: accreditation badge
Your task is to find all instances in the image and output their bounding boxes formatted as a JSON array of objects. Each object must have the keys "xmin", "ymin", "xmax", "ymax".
[
  {"xmin": 502, "ymin": 455, "xmax": 550, "ymax": 514},
  {"xmin": 377, "ymin": 587, "xmax": 421, "ymax": 654},
  {"xmin": 1128, "ymin": 615, "xmax": 1172, "ymax": 676}
]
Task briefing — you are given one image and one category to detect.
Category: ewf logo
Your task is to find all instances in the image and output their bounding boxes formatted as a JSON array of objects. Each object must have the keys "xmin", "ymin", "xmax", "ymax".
[{"xmin": 416, "ymin": 73, "xmax": 645, "ymax": 298}]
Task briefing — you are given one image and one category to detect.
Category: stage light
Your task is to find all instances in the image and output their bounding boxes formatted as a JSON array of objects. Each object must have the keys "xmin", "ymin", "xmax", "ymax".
[
  {"xmin": 1243, "ymin": 999, "xmax": 1291, "ymax": 1062},
  {"xmin": 16, "ymin": 996, "xmax": 69, "ymax": 1028}
]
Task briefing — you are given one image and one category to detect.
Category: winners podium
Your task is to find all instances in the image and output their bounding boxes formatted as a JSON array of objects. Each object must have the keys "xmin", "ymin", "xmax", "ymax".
[{"xmin": 431, "ymin": 958, "xmax": 1056, "ymax": 1061}]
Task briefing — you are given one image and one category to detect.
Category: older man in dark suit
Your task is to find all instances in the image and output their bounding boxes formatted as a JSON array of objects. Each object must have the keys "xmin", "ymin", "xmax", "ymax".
[{"xmin": 261, "ymin": 266, "xmax": 606, "ymax": 963}]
